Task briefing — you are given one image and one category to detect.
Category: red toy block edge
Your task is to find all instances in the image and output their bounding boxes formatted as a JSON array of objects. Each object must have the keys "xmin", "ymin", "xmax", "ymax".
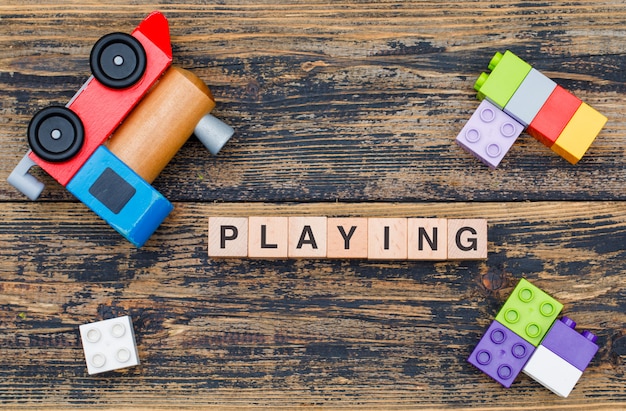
[{"xmin": 133, "ymin": 11, "xmax": 172, "ymax": 58}]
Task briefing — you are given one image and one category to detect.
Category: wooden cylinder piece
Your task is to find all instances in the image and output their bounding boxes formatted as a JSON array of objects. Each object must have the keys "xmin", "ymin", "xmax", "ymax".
[{"xmin": 107, "ymin": 66, "xmax": 216, "ymax": 183}]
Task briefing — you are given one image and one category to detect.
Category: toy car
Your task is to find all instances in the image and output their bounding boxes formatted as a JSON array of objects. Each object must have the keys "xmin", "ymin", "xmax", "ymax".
[{"xmin": 8, "ymin": 11, "xmax": 234, "ymax": 247}]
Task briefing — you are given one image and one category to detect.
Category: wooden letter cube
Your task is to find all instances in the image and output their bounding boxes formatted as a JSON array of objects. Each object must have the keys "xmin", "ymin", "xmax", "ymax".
[
  {"xmin": 368, "ymin": 218, "xmax": 407, "ymax": 260},
  {"xmin": 288, "ymin": 216, "xmax": 327, "ymax": 258},
  {"xmin": 407, "ymin": 218, "xmax": 448, "ymax": 260},
  {"xmin": 208, "ymin": 217, "xmax": 248, "ymax": 257},
  {"xmin": 447, "ymin": 219, "xmax": 488, "ymax": 260},
  {"xmin": 327, "ymin": 217, "xmax": 368, "ymax": 259},
  {"xmin": 248, "ymin": 216, "xmax": 288, "ymax": 258}
]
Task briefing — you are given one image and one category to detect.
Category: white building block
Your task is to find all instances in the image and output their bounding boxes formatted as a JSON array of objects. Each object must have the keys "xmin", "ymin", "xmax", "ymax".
[
  {"xmin": 522, "ymin": 344, "xmax": 583, "ymax": 397},
  {"xmin": 79, "ymin": 316, "xmax": 140, "ymax": 375}
]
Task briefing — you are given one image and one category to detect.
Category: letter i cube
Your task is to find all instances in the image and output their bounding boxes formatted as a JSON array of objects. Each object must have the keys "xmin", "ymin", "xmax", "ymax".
[{"xmin": 79, "ymin": 316, "xmax": 140, "ymax": 375}]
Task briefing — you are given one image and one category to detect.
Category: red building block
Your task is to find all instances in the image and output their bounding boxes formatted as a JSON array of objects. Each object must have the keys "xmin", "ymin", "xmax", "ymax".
[
  {"xmin": 527, "ymin": 86, "xmax": 582, "ymax": 148},
  {"xmin": 28, "ymin": 12, "xmax": 173, "ymax": 187}
]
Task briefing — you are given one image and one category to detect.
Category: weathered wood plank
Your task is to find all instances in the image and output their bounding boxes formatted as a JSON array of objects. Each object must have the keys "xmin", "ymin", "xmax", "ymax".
[
  {"xmin": 0, "ymin": 201, "xmax": 624, "ymax": 408},
  {"xmin": 1, "ymin": 1, "xmax": 625, "ymax": 408},
  {"xmin": 1, "ymin": 2, "xmax": 625, "ymax": 202}
]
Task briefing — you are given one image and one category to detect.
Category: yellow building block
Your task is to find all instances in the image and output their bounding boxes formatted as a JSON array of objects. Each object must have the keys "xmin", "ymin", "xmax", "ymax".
[{"xmin": 551, "ymin": 103, "xmax": 607, "ymax": 164}]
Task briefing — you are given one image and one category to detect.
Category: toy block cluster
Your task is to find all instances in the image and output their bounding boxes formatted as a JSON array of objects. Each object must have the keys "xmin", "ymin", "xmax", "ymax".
[
  {"xmin": 208, "ymin": 216, "xmax": 487, "ymax": 260},
  {"xmin": 468, "ymin": 279, "xmax": 599, "ymax": 397},
  {"xmin": 457, "ymin": 50, "xmax": 607, "ymax": 168},
  {"xmin": 7, "ymin": 12, "xmax": 235, "ymax": 247}
]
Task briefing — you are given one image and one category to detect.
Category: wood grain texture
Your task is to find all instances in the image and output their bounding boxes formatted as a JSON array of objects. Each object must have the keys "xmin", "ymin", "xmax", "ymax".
[
  {"xmin": 1, "ymin": 202, "xmax": 625, "ymax": 409},
  {"xmin": 0, "ymin": 1, "xmax": 625, "ymax": 409},
  {"xmin": 1, "ymin": 1, "xmax": 625, "ymax": 202}
]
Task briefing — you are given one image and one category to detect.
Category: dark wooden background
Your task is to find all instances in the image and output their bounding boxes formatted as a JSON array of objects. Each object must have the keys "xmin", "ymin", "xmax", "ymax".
[{"xmin": 1, "ymin": 1, "xmax": 625, "ymax": 409}]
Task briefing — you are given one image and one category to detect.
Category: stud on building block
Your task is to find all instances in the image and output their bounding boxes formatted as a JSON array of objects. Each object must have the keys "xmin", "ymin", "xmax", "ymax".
[
  {"xmin": 538, "ymin": 316, "xmax": 598, "ymax": 372},
  {"xmin": 79, "ymin": 316, "xmax": 140, "ymax": 375},
  {"xmin": 503, "ymin": 68, "xmax": 557, "ymax": 127},
  {"xmin": 551, "ymin": 102, "xmax": 607, "ymax": 164},
  {"xmin": 208, "ymin": 217, "xmax": 249, "ymax": 257},
  {"xmin": 526, "ymin": 85, "xmax": 582, "ymax": 148},
  {"xmin": 248, "ymin": 216, "xmax": 289, "ymax": 258},
  {"xmin": 66, "ymin": 146, "xmax": 173, "ymax": 247},
  {"xmin": 288, "ymin": 216, "xmax": 327, "ymax": 258},
  {"xmin": 494, "ymin": 278, "xmax": 563, "ymax": 346},
  {"xmin": 474, "ymin": 50, "xmax": 532, "ymax": 109},
  {"xmin": 522, "ymin": 344, "xmax": 583, "ymax": 397},
  {"xmin": 447, "ymin": 219, "xmax": 487, "ymax": 260},
  {"xmin": 326, "ymin": 218, "xmax": 369, "ymax": 259},
  {"xmin": 367, "ymin": 218, "xmax": 408, "ymax": 260},
  {"xmin": 456, "ymin": 100, "xmax": 524, "ymax": 169},
  {"xmin": 468, "ymin": 320, "xmax": 535, "ymax": 388},
  {"xmin": 407, "ymin": 218, "xmax": 447, "ymax": 260}
]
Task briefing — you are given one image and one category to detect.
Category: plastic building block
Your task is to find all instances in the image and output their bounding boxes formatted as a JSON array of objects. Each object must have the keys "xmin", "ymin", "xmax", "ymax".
[
  {"xmin": 474, "ymin": 50, "xmax": 532, "ymax": 109},
  {"xmin": 447, "ymin": 219, "xmax": 488, "ymax": 260},
  {"xmin": 66, "ymin": 146, "xmax": 173, "ymax": 247},
  {"xmin": 551, "ymin": 102, "xmax": 607, "ymax": 164},
  {"xmin": 503, "ymin": 68, "xmax": 557, "ymax": 127},
  {"xmin": 527, "ymin": 85, "xmax": 582, "ymax": 147},
  {"xmin": 456, "ymin": 99, "xmax": 524, "ymax": 169},
  {"xmin": 326, "ymin": 218, "xmax": 369, "ymax": 259},
  {"xmin": 208, "ymin": 217, "xmax": 249, "ymax": 257},
  {"xmin": 539, "ymin": 316, "xmax": 599, "ymax": 372},
  {"xmin": 288, "ymin": 217, "xmax": 327, "ymax": 258},
  {"xmin": 522, "ymin": 344, "xmax": 583, "ymax": 397},
  {"xmin": 79, "ymin": 316, "xmax": 140, "ymax": 375},
  {"xmin": 468, "ymin": 278, "xmax": 599, "ymax": 396},
  {"xmin": 367, "ymin": 218, "xmax": 408, "ymax": 260},
  {"xmin": 8, "ymin": 11, "xmax": 235, "ymax": 247},
  {"xmin": 495, "ymin": 279, "xmax": 563, "ymax": 346},
  {"xmin": 28, "ymin": 11, "xmax": 173, "ymax": 187},
  {"xmin": 459, "ymin": 50, "xmax": 607, "ymax": 168},
  {"xmin": 407, "ymin": 218, "xmax": 447, "ymax": 260},
  {"xmin": 468, "ymin": 320, "xmax": 535, "ymax": 387}
]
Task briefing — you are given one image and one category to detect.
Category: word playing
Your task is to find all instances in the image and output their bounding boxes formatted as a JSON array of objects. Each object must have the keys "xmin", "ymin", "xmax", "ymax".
[{"xmin": 208, "ymin": 217, "xmax": 487, "ymax": 260}]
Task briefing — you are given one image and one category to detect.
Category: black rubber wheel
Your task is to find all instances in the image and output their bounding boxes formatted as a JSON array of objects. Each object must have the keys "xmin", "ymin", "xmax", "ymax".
[
  {"xmin": 28, "ymin": 106, "xmax": 85, "ymax": 162},
  {"xmin": 90, "ymin": 32, "xmax": 147, "ymax": 89}
]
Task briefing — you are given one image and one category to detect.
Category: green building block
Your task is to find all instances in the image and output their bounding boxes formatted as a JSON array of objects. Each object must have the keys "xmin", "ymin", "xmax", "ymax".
[
  {"xmin": 495, "ymin": 278, "xmax": 563, "ymax": 346},
  {"xmin": 474, "ymin": 50, "xmax": 532, "ymax": 109}
]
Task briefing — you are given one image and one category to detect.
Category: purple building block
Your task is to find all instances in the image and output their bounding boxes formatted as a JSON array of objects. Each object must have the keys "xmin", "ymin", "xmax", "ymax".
[
  {"xmin": 540, "ymin": 316, "xmax": 599, "ymax": 372},
  {"xmin": 468, "ymin": 320, "xmax": 535, "ymax": 387},
  {"xmin": 456, "ymin": 99, "xmax": 524, "ymax": 169}
]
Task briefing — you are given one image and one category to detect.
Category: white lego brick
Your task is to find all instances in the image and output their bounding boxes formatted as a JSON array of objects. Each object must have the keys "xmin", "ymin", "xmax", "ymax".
[
  {"xmin": 504, "ymin": 68, "xmax": 557, "ymax": 127},
  {"xmin": 522, "ymin": 344, "xmax": 583, "ymax": 397},
  {"xmin": 79, "ymin": 316, "xmax": 140, "ymax": 375}
]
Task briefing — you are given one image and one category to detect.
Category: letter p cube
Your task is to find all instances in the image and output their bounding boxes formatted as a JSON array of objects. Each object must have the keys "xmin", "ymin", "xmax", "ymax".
[{"xmin": 208, "ymin": 217, "xmax": 248, "ymax": 257}]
